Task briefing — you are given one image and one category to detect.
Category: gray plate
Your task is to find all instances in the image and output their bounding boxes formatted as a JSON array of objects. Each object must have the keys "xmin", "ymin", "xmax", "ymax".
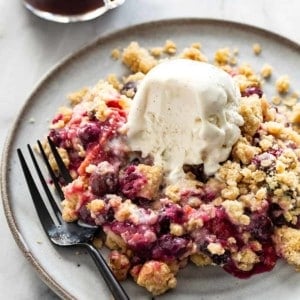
[{"xmin": 2, "ymin": 19, "xmax": 300, "ymax": 300}]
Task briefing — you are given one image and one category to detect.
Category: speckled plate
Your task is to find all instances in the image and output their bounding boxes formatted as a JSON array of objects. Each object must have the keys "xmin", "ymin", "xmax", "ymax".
[{"xmin": 2, "ymin": 19, "xmax": 300, "ymax": 300}]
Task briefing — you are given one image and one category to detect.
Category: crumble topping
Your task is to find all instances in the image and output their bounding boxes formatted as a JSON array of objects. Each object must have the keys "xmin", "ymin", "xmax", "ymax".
[
  {"xmin": 252, "ymin": 43, "xmax": 262, "ymax": 55},
  {"xmin": 214, "ymin": 47, "xmax": 231, "ymax": 66},
  {"xmin": 276, "ymin": 75, "xmax": 290, "ymax": 94},
  {"xmin": 163, "ymin": 39, "xmax": 177, "ymax": 55},
  {"xmin": 111, "ymin": 48, "xmax": 121, "ymax": 60},
  {"xmin": 135, "ymin": 261, "xmax": 177, "ymax": 295},
  {"xmin": 122, "ymin": 42, "xmax": 157, "ymax": 73},
  {"xmin": 150, "ymin": 47, "xmax": 163, "ymax": 57},
  {"xmin": 108, "ymin": 250, "xmax": 131, "ymax": 281},
  {"xmin": 135, "ymin": 164, "xmax": 163, "ymax": 200},
  {"xmin": 261, "ymin": 63, "xmax": 273, "ymax": 78},
  {"xmin": 273, "ymin": 226, "xmax": 300, "ymax": 270},
  {"xmin": 232, "ymin": 248, "xmax": 259, "ymax": 271},
  {"xmin": 179, "ymin": 46, "xmax": 208, "ymax": 62},
  {"xmin": 190, "ymin": 252, "xmax": 212, "ymax": 266}
]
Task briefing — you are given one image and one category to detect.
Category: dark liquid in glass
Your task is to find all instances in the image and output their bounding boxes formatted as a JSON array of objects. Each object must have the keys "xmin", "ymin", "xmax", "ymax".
[{"xmin": 25, "ymin": 0, "xmax": 105, "ymax": 15}]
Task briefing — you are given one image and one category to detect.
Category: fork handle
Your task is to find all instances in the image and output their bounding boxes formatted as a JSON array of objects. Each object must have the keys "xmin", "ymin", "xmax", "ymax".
[{"xmin": 84, "ymin": 243, "xmax": 130, "ymax": 300}]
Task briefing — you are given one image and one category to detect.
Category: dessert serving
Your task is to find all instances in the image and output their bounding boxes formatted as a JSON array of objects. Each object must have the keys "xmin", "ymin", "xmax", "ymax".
[{"xmin": 44, "ymin": 40, "xmax": 300, "ymax": 296}]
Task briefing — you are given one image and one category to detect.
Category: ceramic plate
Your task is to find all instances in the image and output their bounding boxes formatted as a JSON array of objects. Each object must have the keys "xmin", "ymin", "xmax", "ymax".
[{"xmin": 2, "ymin": 19, "xmax": 300, "ymax": 300}]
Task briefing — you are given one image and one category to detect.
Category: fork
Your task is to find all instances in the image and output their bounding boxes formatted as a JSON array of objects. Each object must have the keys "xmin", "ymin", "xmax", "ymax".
[{"xmin": 17, "ymin": 138, "xmax": 129, "ymax": 300}]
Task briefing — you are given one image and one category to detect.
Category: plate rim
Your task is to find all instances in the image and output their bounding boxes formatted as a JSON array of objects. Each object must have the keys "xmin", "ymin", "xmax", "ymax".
[{"xmin": 2, "ymin": 17, "xmax": 300, "ymax": 300}]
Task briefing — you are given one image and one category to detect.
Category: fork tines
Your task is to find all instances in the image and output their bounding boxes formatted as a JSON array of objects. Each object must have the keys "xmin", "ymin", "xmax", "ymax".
[
  {"xmin": 47, "ymin": 136, "xmax": 72, "ymax": 184},
  {"xmin": 17, "ymin": 147, "xmax": 61, "ymax": 229},
  {"xmin": 18, "ymin": 137, "xmax": 73, "ymax": 225},
  {"xmin": 36, "ymin": 139, "xmax": 65, "ymax": 200}
]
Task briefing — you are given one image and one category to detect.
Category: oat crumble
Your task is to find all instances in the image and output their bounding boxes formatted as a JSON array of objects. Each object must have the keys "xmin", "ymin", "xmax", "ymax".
[
  {"xmin": 163, "ymin": 39, "xmax": 177, "ymax": 55},
  {"xmin": 261, "ymin": 64, "xmax": 272, "ymax": 78},
  {"xmin": 252, "ymin": 43, "xmax": 262, "ymax": 55},
  {"xmin": 276, "ymin": 75, "xmax": 290, "ymax": 94}
]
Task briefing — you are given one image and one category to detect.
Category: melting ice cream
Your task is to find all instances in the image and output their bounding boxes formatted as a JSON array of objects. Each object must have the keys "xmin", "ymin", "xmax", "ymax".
[{"xmin": 126, "ymin": 59, "xmax": 244, "ymax": 182}]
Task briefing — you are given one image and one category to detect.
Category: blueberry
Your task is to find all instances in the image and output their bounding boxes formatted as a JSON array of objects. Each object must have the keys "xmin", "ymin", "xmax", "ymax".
[
  {"xmin": 248, "ymin": 213, "xmax": 273, "ymax": 242},
  {"xmin": 157, "ymin": 215, "xmax": 170, "ymax": 235},
  {"xmin": 268, "ymin": 203, "xmax": 287, "ymax": 227},
  {"xmin": 90, "ymin": 171, "xmax": 118, "ymax": 196},
  {"xmin": 78, "ymin": 205, "xmax": 95, "ymax": 225},
  {"xmin": 183, "ymin": 164, "xmax": 208, "ymax": 182},
  {"xmin": 152, "ymin": 234, "xmax": 189, "ymax": 260},
  {"xmin": 211, "ymin": 252, "xmax": 230, "ymax": 265},
  {"xmin": 104, "ymin": 207, "xmax": 115, "ymax": 223},
  {"xmin": 78, "ymin": 122, "xmax": 101, "ymax": 147},
  {"xmin": 130, "ymin": 158, "xmax": 141, "ymax": 165},
  {"xmin": 48, "ymin": 129, "xmax": 62, "ymax": 146}
]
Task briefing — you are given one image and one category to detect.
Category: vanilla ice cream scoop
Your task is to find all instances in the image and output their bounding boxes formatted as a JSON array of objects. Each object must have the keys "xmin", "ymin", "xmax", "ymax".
[{"xmin": 126, "ymin": 59, "xmax": 244, "ymax": 183}]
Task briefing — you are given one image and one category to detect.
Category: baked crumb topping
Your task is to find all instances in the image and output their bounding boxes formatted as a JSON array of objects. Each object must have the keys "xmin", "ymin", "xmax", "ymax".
[
  {"xmin": 276, "ymin": 75, "xmax": 290, "ymax": 94},
  {"xmin": 122, "ymin": 42, "xmax": 157, "ymax": 73},
  {"xmin": 252, "ymin": 43, "xmax": 262, "ymax": 55}
]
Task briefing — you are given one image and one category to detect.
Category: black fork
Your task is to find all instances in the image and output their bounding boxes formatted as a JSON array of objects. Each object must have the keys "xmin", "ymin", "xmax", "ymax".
[{"xmin": 17, "ymin": 138, "xmax": 129, "ymax": 300}]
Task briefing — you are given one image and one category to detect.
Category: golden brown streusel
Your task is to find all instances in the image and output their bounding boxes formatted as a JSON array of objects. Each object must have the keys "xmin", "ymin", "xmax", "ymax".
[
  {"xmin": 222, "ymin": 200, "xmax": 250, "ymax": 225},
  {"xmin": 67, "ymin": 87, "xmax": 89, "ymax": 105},
  {"xmin": 207, "ymin": 242, "xmax": 225, "ymax": 255},
  {"xmin": 238, "ymin": 63, "xmax": 255, "ymax": 78},
  {"xmin": 217, "ymin": 161, "xmax": 242, "ymax": 186},
  {"xmin": 170, "ymin": 223, "xmax": 185, "ymax": 236},
  {"xmin": 105, "ymin": 230, "xmax": 127, "ymax": 253},
  {"xmin": 111, "ymin": 48, "xmax": 121, "ymax": 60},
  {"xmin": 179, "ymin": 47, "xmax": 208, "ymax": 62},
  {"xmin": 232, "ymin": 248, "xmax": 259, "ymax": 271},
  {"xmin": 106, "ymin": 73, "xmax": 122, "ymax": 90},
  {"xmin": 165, "ymin": 179, "xmax": 204, "ymax": 203},
  {"xmin": 276, "ymin": 75, "xmax": 290, "ymax": 94},
  {"xmin": 273, "ymin": 226, "xmax": 300, "ymax": 270},
  {"xmin": 214, "ymin": 47, "xmax": 231, "ymax": 66},
  {"xmin": 290, "ymin": 103, "xmax": 300, "ymax": 124},
  {"xmin": 150, "ymin": 47, "xmax": 163, "ymax": 57},
  {"xmin": 239, "ymin": 95, "xmax": 263, "ymax": 137},
  {"xmin": 109, "ymin": 250, "xmax": 131, "ymax": 281},
  {"xmin": 61, "ymin": 201, "xmax": 78, "ymax": 222},
  {"xmin": 232, "ymin": 138, "xmax": 261, "ymax": 165},
  {"xmin": 260, "ymin": 63, "xmax": 272, "ymax": 78},
  {"xmin": 163, "ymin": 39, "xmax": 177, "ymax": 54},
  {"xmin": 135, "ymin": 261, "xmax": 177, "ymax": 295},
  {"xmin": 123, "ymin": 71, "xmax": 145, "ymax": 84},
  {"xmin": 87, "ymin": 199, "xmax": 105, "ymax": 214},
  {"xmin": 136, "ymin": 164, "xmax": 163, "ymax": 199},
  {"xmin": 190, "ymin": 252, "xmax": 212, "ymax": 266},
  {"xmin": 252, "ymin": 43, "xmax": 262, "ymax": 55},
  {"xmin": 122, "ymin": 42, "xmax": 157, "ymax": 73}
]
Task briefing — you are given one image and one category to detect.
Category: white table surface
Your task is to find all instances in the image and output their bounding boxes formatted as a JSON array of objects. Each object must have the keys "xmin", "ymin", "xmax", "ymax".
[{"xmin": 1, "ymin": 0, "xmax": 300, "ymax": 299}]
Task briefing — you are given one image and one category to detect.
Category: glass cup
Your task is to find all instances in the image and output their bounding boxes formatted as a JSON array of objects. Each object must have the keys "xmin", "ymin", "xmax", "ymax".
[{"xmin": 23, "ymin": 0, "xmax": 125, "ymax": 23}]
